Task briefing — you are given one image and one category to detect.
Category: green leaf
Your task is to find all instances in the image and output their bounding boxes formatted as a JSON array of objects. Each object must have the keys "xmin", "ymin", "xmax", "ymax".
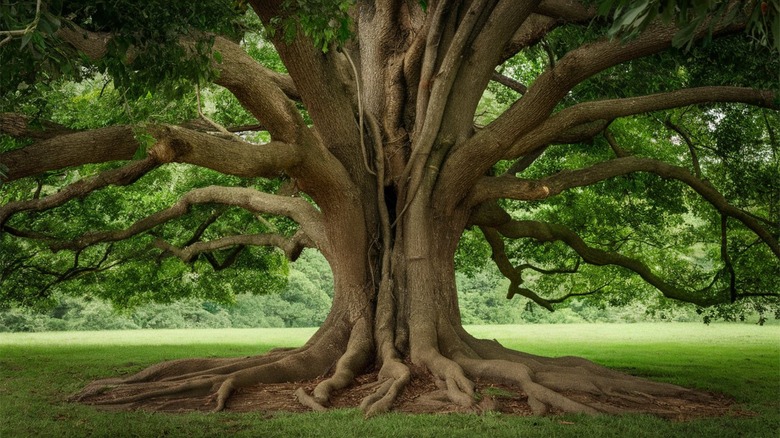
[
  {"xmin": 672, "ymin": 20, "xmax": 699, "ymax": 49},
  {"xmin": 20, "ymin": 31, "xmax": 33, "ymax": 49},
  {"xmin": 213, "ymin": 50, "xmax": 223, "ymax": 64}
]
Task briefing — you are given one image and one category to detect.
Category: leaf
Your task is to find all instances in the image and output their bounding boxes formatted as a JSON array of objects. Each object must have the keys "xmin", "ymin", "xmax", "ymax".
[
  {"xmin": 20, "ymin": 31, "xmax": 33, "ymax": 49},
  {"xmin": 213, "ymin": 50, "xmax": 223, "ymax": 64},
  {"xmin": 672, "ymin": 20, "xmax": 700, "ymax": 49}
]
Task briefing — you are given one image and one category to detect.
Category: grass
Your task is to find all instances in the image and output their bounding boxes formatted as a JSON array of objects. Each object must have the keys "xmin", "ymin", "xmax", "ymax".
[{"xmin": 0, "ymin": 323, "xmax": 778, "ymax": 437}]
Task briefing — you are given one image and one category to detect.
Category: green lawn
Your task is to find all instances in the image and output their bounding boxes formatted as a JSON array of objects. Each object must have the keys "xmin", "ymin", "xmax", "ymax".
[{"xmin": 1, "ymin": 323, "xmax": 778, "ymax": 437}]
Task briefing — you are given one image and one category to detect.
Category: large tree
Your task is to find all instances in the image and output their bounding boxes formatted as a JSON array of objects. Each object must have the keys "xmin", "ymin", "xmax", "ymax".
[{"xmin": 1, "ymin": 0, "xmax": 778, "ymax": 416}]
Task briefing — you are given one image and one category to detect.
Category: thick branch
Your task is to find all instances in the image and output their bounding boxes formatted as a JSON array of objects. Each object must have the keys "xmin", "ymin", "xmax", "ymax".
[
  {"xmin": 436, "ymin": 0, "xmax": 540, "ymax": 145},
  {"xmin": 250, "ymin": 1, "xmax": 366, "ymax": 178},
  {"xmin": 0, "ymin": 113, "xmax": 77, "ymax": 140},
  {"xmin": 56, "ymin": 25, "xmax": 304, "ymax": 142},
  {"xmin": 45, "ymin": 186, "xmax": 325, "ymax": 252},
  {"xmin": 0, "ymin": 125, "xmax": 139, "ymax": 181},
  {"xmin": 148, "ymin": 125, "xmax": 302, "ymax": 178},
  {"xmin": 0, "ymin": 120, "xmax": 301, "ymax": 183},
  {"xmin": 211, "ymin": 36, "xmax": 305, "ymax": 142},
  {"xmin": 501, "ymin": 1, "xmax": 594, "ymax": 64},
  {"xmin": 505, "ymin": 86, "xmax": 776, "ymax": 159},
  {"xmin": 470, "ymin": 156, "xmax": 780, "ymax": 258},
  {"xmin": 155, "ymin": 229, "xmax": 313, "ymax": 263}
]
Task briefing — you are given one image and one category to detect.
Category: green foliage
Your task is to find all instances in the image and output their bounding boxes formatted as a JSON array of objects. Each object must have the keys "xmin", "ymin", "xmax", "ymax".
[
  {"xmin": 597, "ymin": 0, "xmax": 779, "ymax": 52},
  {"xmin": 0, "ymin": 0, "xmax": 245, "ymax": 106},
  {"xmin": 0, "ymin": 250, "xmax": 332, "ymax": 332},
  {"xmin": 268, "ymin": 0, "xmax": 354, "ymax": 52}
]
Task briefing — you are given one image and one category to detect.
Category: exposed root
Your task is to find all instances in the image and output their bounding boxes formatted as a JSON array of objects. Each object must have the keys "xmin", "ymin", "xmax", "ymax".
[
  {"xmin": 72, "ymin": 331, "xmax": 345, "ymax": 412},
  {"xmin": 314, "ymin": 321, "xmax": 372, "ymax": 404},
  {"xmin": 294, "ymin": 387, "xmax": 328, "ymax": 412},
  {"xmin": 416, "ymin": 349, "xmax": 476, "ymax": 407},
  {"xmin": 72, "ymin": 323, "xmax": 734, "ymax": 419},
  {"xmin": 359, "ymin": 359, "xmax": 411, "ymax": 417},
  {"xmin": 458, "ymin": 357, "xmax": 598, "ymax": 415}
]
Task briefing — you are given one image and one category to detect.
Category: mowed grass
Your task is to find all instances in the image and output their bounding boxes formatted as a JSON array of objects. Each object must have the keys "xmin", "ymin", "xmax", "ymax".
[{"xmin": 1, "ymin": 323, "xmax": 778, "ymax": 438}]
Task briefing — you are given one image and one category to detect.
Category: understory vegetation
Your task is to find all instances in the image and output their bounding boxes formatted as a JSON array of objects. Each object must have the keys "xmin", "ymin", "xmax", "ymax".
[{"xmin": 1, "ymin": 249, "xmax": 760, "ymax": 333}]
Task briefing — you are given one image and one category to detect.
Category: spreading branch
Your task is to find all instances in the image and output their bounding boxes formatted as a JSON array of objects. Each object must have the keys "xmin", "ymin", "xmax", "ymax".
[
  {"xmin": 155, "ymin": 229, "xmax": 314, "ymax": 264},
  {"xmin": 490, "ymin": 219, "xmax": 731, "ymax": 307},
  {"xmin": 35, "ymin": 186, "xmax": 325, "ymax": 253},
  {"xmin": 0, "ymin": 112, "xmax": 77, "ymax": 140},
  {"xmin": 0, "ymin": 123, "xmax": 302, "ymax": 183},
  {"xmin": 0, "ymin": 125, "xmax": 140, "ymax": 181},
  {"xmin": 55, "ymin": 25, "xmax": 305, "ymax": 143},
  {"xmin": 470, "ymin": 156, "xmax": 780, "ymax": 258},
  {"xmin": 439, "ymin": 16, "xmax": 750, "ymax": 206},
  {"xmin": 0, "ymin": 157, "xmax": 159, "ymax": 228},
  {"xmin": 504, "ymin": 86, "xmax": 776, "ymax": 160}
]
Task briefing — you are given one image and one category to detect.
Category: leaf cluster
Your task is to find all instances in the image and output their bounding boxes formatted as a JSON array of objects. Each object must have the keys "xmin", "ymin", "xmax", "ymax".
[
  {"xmin": 596, "ymin": 0, "xmax": 779, "ymax": 53},
  {"xmin": 268, "ymin": 0, "xmax": 354, "ymax": 52}
]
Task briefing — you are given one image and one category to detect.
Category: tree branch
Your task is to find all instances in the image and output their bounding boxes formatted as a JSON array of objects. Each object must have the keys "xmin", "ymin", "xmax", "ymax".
[
  {"xmin": 664, "ymin": 117, "xmax": 702, "ymax": 178},
  {"xmin": 155, "ymin": 229, "xmax": 314, "ymax": 264},
  {"xmin": 480, "ymin": 225, "xmax": 555, "ymax": 311},
  {"xmin": 41, "ymin": 186, "xmax": 325, "ymax": 253},
  {"xmin": 500, "ymin": 1, "xmax": 595, "ymax": 64},
  {"xmin": 492, "ymin": 219, "xmax": 730, "ymax": 307},
  {"xmin": 470, "ymin": 156, "xmax": 780, "ymax": 259},
  {"xmin": 0, "ymin": 112, "xmax": 77, "ymax": 140},
  {"xmin": 211, "ymin": 36, "xmax": 306, "ymax": 142},
  {"xmin": 504, "ymin": 86, "xmax": 776, "ymax": 160},
  {"xmin": 439, "ymin": 16, "xmax": 750, "ymax": 206},
  {"xmin": 0, "ymin": 123, "xmax": 302, "ymax": 183},
  {"xmin": 0, "ymin": 125, "xmax": 140, "ymax": 181},
  {"xmin": 148, "ymin": 125, "xmax": 302, "ymax": 178},
  {"xmin": 490, "ymin": 71, "xmax": 527, "ymax": 95},
  {"xmin": 55, "ymin": 24, "xmax": 304, "ymax": 142},
  {"xmin": 0, "ymin": 156, "xmax": 159, "ymax": 228}
]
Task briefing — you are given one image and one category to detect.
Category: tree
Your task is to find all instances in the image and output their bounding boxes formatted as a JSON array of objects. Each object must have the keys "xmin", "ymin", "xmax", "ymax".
[{"xmin": 1, "ymin": 0, "xmax": 778, "ymax": 416}]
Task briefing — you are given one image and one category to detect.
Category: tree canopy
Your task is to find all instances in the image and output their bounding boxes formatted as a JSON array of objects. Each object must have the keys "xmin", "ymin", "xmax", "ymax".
[{"xmin": 1, "ymin": 0, "xmax": 778, "ymax": 417}]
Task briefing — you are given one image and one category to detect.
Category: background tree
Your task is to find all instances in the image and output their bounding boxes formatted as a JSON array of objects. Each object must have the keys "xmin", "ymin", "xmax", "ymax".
[{"xmin": 1, "ymin": 0, "xmax": 778, "ymax": 416}]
